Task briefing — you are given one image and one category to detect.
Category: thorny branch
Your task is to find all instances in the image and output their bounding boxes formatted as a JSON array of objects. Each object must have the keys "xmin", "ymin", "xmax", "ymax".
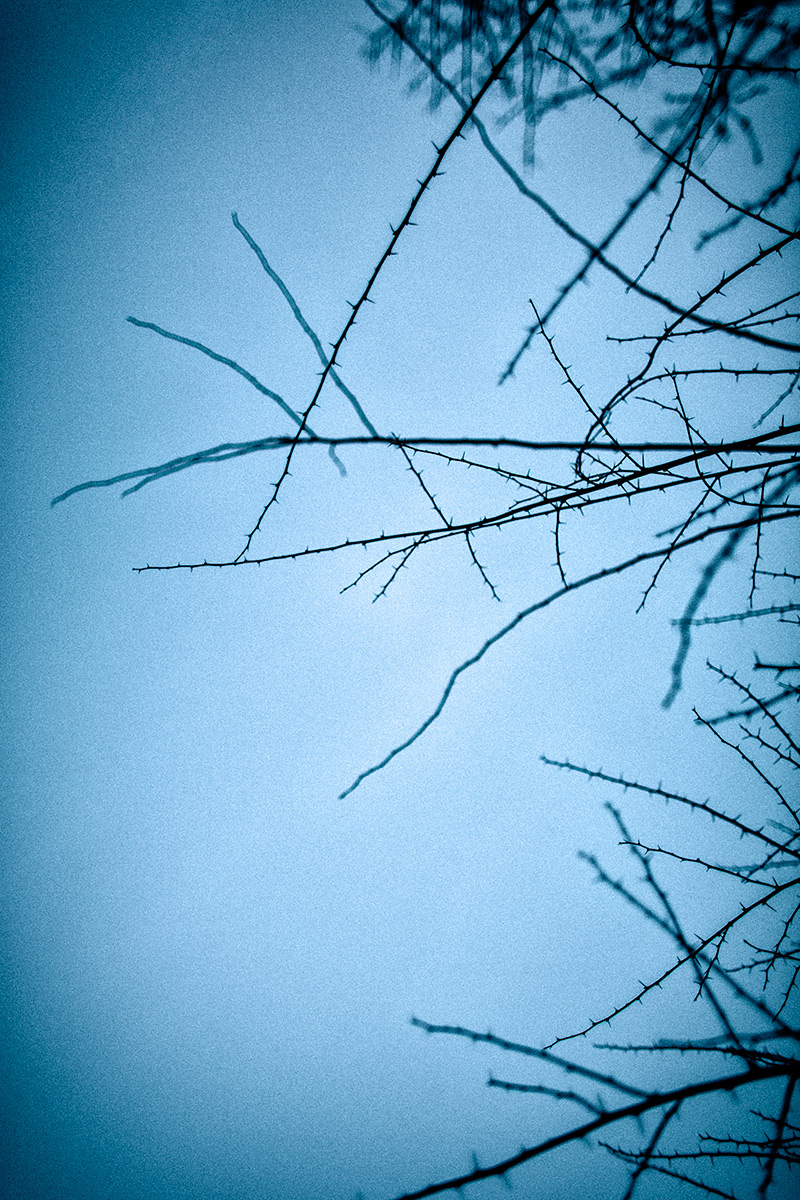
[{"xmin": 56, "ymin": 1, "xmax": 800, "ymax": 1196}]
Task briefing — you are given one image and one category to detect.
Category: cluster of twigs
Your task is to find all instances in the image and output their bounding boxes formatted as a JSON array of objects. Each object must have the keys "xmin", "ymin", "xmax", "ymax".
[
  {"xmin": 54, "ymin": 3, "xmax": 799, "ymax": 751},
  {"xmin": 56, "ymin": 1, "xmax": 799, "ymax": 1194},
  {"xmin": 401, "ymin": 661, "xmax": 799, "ymax": 1198}
]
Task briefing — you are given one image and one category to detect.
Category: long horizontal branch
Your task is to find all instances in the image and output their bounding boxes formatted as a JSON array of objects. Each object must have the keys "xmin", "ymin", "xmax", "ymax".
[
  {"xmin": 391, "ymin": 1061, "xmax": 797, "ymax": 1199},
  {"xmin": 52, "ymin": 423, "xmax": 800, "ymax": 507}
]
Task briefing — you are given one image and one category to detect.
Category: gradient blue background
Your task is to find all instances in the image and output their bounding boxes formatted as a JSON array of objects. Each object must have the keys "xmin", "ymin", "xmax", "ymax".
[{"xmin": 3, "ymin": 2, "xmax": 797, "ymax": 1197}]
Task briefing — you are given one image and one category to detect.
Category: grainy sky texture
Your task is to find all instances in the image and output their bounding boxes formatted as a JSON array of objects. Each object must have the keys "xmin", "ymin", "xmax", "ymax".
[{"xmin": 2, "ymin": 2, "xmax": 798, "ymax": 1198}]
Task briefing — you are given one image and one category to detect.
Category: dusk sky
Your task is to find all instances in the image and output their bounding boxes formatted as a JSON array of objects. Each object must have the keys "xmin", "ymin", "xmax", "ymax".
[{"xmin": 3, "ymin": 2, "xmax": 798, "ymax": 1198}]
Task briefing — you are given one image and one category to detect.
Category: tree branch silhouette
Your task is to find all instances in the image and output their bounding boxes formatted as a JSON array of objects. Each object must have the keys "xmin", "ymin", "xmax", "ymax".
[{"xmin": 55, "ymin": 2, "xmax": 800, "ymax": 1195}]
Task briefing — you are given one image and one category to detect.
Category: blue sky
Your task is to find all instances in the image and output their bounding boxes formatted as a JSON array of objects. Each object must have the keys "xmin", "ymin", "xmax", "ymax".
[{"xmin": 3, "ymin": 2, "xmax": 798, "ymax": 1198}]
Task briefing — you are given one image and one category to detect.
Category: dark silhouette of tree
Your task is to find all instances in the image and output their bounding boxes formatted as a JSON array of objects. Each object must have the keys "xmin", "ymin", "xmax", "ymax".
[{"xmin": 55, "ymin": 1, "xmax": 799, "ymax": 1195}]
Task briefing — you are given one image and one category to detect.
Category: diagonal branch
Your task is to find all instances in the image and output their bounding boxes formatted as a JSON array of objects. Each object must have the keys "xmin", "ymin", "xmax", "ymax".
[{"xmin": 234, "ymin": 0, "xmax": 557, "ymax": 560}]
